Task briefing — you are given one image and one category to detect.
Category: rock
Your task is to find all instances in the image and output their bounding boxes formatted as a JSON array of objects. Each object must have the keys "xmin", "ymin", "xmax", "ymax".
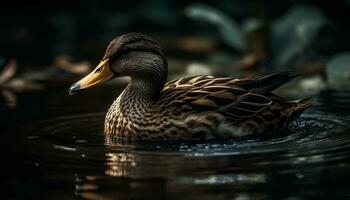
[
  {"xmin": 326, "ymin": 53, "xmax": 350, "ymax": 90},
  {"xmin": 275, "ymin": 75, "xmax": 327, "ymax": 97},
  {"xmin": 299, "ymin": 76, "xmax": 327, "ymax": 94},
  {"xmin": 186, "ymin": 63, "xmax": 212, "ymax": 76}
]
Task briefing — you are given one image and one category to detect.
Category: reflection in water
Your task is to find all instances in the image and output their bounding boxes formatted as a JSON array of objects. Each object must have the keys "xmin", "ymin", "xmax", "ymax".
[
  {"xmin": 104, "ymin": 137, "xmax": 137, "ymax": 177},
  {"xmin": 105, "ymin": 153, "xmax": 136, "ymax": 177},
  {"xmin": 3, "ymin": 91, "xmax": 350, "ymax": 199},
  {"xmin": 172, "ymin": 174, "xmax": 266, "ymax": 185}
]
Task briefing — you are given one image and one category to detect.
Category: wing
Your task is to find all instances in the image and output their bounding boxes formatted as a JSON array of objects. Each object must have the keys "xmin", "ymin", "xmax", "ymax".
[
  {"xmin": 156, "ymin": 75, "xmax": 267, "ymax": 122},
  {"xmin": 157, "ymin": 72, "xmax": 298, "ymax": 123}
]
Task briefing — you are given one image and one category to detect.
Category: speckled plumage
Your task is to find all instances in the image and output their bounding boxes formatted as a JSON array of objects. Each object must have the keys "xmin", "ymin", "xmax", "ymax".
[{"xmin": 89, "ymin": 33, "xmax": 315, "ymax": 140}]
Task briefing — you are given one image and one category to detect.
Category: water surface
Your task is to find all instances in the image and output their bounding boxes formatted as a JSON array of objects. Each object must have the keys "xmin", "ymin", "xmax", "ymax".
[{"xmin": 1, "ymin": 84, "xmax": 350, "ymax": 199}]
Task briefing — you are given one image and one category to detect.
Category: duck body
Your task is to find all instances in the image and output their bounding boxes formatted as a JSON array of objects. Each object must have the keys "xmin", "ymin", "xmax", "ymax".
[
  {"xmin": 105, "ymin": 73, "xmax": 314, "ymax": 140},
  {"xmin": 69, "ymin": 33, "xmax": 315, "ymax": 141}
]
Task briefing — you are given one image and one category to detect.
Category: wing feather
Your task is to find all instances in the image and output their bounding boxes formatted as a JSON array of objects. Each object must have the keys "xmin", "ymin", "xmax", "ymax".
[{"xmin": 157, "ymin": 75, "xmax": 274, "ymax": 123}]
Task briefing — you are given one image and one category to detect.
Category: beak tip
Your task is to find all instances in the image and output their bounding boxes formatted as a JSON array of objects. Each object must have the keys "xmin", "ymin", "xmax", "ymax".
[{"xmin": 69, "ymin": 83, "xmax": 81, "ymax": 95}]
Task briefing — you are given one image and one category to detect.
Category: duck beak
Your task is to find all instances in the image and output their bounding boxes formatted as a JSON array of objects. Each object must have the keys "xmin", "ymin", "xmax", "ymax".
[{"xmin": 69, "ymin": 59, "xmax": 113, "ymax": 95}]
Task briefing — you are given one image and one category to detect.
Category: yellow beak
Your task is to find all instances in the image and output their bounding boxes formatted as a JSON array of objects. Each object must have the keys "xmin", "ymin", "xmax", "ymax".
[{"xmin": 69, "ymin": 59, "xmax": 113, "ymax": 95}]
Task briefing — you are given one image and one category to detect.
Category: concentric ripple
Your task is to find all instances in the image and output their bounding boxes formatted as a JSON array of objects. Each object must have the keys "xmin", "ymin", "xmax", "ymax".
[
  {"xmin": 15, "ymin": 107, "xmax": 350, "ymax": 172},
  {"xmin": 6, "ymin": 91, "xmax": 350, "ymax": 199}
]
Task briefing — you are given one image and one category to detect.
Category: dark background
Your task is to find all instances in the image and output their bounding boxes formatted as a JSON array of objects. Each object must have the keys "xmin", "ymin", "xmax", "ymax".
[
  {"xmin": 1, "ymin": 1, "xmax": 350, "ymax": 199},
  {"xmin": 1, "ymin": 0, "xmax": 349, "ymax": 67}
]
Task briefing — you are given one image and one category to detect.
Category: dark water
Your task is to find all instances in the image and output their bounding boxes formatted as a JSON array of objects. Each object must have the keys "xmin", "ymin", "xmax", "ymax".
[{"xmin": 1, "ymin": 84, "xmax": 350, "ymax": 200}]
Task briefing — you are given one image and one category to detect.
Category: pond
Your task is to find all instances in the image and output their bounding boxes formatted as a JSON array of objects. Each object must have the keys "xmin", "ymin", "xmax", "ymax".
[{"xmin": 1, "ymin": 83, "xmax": 350, "ymax": 199}]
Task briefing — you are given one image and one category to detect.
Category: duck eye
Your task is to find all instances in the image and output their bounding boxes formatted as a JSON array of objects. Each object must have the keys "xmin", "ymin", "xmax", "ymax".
[{"xmin": 95, "ymin": 66, "xmax": 103, "ymax": 73}]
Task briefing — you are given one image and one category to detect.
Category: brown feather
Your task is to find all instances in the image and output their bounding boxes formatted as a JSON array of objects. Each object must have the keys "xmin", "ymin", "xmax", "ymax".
[
  {"xmin": 192, "ymin": 98, "xmax": 219, "ymax": 108},
  {"xmin": 100, "ymin": 33, "xmax": 314, "ymax": 140},
  {"xmin": 156, "ymin": 75, "xmax": 276, "ymax": 124}
]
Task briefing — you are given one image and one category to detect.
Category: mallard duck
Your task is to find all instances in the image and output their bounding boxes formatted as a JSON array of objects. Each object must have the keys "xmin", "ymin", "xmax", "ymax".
[{"xmin": 69, "ymin": 33, "xmax": 315, "ymax": 140}]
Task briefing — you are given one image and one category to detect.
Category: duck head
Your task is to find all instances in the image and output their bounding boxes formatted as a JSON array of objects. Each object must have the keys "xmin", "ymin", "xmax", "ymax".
[{"xmin": 69, "ymin": 33, "xmax": 167, "ymax": 95}]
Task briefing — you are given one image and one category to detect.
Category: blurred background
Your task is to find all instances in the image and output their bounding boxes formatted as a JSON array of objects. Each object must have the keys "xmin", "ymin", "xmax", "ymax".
[
  {"xmin": 1, "ymin": 0, "xmax": 350, "ymax": 90},
  {"xmin": 2, "ymin": 1, "xmax": 350, "ymax": 199}
]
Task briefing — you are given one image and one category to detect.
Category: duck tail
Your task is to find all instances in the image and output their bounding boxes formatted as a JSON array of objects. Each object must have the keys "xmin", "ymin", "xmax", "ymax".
[
  {"xmin": 256, "ymin": 71, "xmax": 299, "ymax": 93},
  {"xmin": 289, "ymin": 97, "xmax": 317, "ymax": 122},
  {"xmin": 235, "ymin": 71, "xmax": 299, "ymax": 93},
  {"xmin": 295, "ymin": 97, "xmax": 317, "ymax": 110}
]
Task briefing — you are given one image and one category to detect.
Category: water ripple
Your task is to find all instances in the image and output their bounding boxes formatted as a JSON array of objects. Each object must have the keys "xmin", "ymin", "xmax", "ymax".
[{"xmin": 6, "ymin": 90, "xmax": 350, "ymax": 199}]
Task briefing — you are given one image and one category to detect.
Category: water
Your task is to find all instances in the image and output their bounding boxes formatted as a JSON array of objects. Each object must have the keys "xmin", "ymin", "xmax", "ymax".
[{"xmin": 1, "ymin": 84, "xmax": 350, "ymax": 199}]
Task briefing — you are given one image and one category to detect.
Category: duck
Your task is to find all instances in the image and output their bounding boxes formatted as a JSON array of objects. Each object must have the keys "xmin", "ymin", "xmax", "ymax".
[{"xmin": 69, "ymin": 33, "xmax": 315, "ymax": 140}]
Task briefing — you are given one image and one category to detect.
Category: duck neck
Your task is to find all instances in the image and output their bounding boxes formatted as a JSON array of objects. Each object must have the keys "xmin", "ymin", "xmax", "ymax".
[
  {"xmin": 118, "ymin": 74, "xmax": 166, "ymax": 112},
  {"xmin": 128, "ymin": 77, "xmax": 163, "ymax": 101}
]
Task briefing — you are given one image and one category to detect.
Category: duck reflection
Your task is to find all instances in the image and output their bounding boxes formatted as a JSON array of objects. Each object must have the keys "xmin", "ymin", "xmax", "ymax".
[
  {"xmin": 75, "ymin": 136, "xmax": 167, "ymax": 199},
  {"xmin": 105, "ymin": 152, "xmax": 136, "ymax": 177},
  {"xmin": 104, "ymin": 135, "xmax": 137, "ymax": 177},
  {"xmin": 74, "ymin": 135, "xmax": 270, "ymax": 199},
  {"xmin": 75, "ymin": 174, "xmax": 167, "ymax": 200}
]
